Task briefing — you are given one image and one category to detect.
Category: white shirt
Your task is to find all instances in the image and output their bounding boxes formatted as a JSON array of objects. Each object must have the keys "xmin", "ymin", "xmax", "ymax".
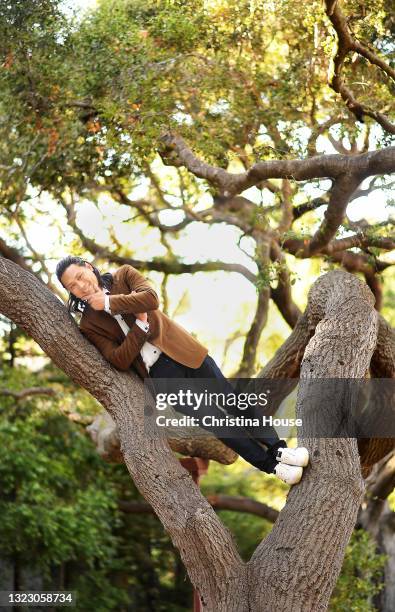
[{"xmin": 103, "ymin": 288, "xmax": 162, "ymax": 373}]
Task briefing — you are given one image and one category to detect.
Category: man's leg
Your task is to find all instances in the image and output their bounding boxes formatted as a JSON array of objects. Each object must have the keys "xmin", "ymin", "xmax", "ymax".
[
  {"xmin": 188, "ymin": 355, "xmax": 310, "ymax": 478},
  {"xmin": 183, "ymin": 354, "xmax": 287, "ymax": 472},
  {"xmin": 149, "ymin": 353, "xmax": 280, "ymax": 473}
]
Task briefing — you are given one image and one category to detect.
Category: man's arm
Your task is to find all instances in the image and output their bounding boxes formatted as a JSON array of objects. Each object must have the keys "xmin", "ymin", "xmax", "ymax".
[
  {"xmin": 109, "ymin": 265, "xmax": 160, "ymax": 316},
  {"xmin": 81, "ymin": 323, "xmax": 148, "ymax": 371}
]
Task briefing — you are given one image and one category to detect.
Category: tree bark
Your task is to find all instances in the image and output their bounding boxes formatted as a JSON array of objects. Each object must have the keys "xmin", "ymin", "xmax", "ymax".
[
  {"xmin": 248, "ymin": 270, "xmax": 378, "ymax": 611},
  {"xmin": 0, "ymin": 258, "xmax": 381, "ymax": 610}
]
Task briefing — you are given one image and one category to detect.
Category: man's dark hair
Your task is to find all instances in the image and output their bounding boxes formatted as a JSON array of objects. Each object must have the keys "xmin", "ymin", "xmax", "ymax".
[{"xmin": 55, "ymin": 255, "xmax": 113, "ymax": 314}]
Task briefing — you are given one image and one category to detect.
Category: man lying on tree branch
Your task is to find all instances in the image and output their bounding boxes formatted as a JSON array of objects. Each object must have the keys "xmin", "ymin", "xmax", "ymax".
[{"xmin": 56, "ymin": 255, "xmax": 309, "ymax": 485}]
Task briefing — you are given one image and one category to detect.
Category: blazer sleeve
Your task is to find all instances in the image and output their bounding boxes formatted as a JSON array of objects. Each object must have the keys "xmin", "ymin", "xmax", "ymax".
[
  {"xmin": 81, "ymin": 323, "xmax": 148, "ymax": 371},
  {"xmin": 109, "ymin": 265, "xmax": 160, "ymax": 316}
]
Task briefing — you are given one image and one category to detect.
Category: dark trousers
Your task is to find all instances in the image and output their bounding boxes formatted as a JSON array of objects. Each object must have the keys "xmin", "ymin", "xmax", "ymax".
[{"xmin": 149, "ymin": 353, "xmax": 286, "ymax": 474}]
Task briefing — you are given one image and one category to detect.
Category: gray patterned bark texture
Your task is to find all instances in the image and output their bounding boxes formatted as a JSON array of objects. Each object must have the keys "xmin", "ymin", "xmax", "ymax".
[{"xmin": 0, "ymin": 258, "xmax": 379, "ymax": 611}]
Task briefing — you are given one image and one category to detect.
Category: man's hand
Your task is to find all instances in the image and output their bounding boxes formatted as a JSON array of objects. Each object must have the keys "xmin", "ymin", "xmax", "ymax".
[{"xmin": 85, "ymin": 290, "xmax": 105, "ymax": 311}]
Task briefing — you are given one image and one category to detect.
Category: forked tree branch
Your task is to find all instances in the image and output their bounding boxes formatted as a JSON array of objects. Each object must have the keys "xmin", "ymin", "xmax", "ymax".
[{"xmin": 159, "ymin": 133, "xmax": 395, "ymax": 195}]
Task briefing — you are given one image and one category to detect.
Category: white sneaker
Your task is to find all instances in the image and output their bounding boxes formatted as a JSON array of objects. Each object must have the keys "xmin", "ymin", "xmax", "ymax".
[
  {"xmin": 276, "ymin": 446, "xmax": 309, "ymax": 467},
  {"xmin": 274, "ymin": 463, "xmax": 303, "ymax": 485}
]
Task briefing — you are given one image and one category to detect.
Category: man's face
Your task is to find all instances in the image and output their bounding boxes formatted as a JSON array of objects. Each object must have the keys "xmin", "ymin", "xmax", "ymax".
[{"xmin": 60, "ymin": 262, "xmax": 100, "ymax": 299}]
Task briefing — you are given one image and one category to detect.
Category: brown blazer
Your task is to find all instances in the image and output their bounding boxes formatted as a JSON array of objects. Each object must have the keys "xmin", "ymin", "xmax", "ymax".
[{"xmin": 79, "ymin": 264, "xmax": 208, "ymax": 379}]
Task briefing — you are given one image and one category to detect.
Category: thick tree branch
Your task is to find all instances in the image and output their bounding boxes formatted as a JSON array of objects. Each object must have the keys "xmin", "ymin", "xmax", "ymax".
[
  {"xmin": 119, "ymin": 495, "xmax": 279, "ymax": 523},
  {"xmin": 160, "ymin": 133, "xmax": 395, "ymax": 195},
  {"xmin": 0, "ymin": 387, "xmax": 56, "ymax": 400},
  {"xmin": 284, "ymin": 232, "xmax": 395, "ymax": 258}
]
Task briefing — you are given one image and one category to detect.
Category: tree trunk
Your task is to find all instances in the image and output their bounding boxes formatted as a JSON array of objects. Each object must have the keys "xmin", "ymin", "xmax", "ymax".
[{"xmin": 0, "ymin": 259, "xmax": 380, "ymax": 610}]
